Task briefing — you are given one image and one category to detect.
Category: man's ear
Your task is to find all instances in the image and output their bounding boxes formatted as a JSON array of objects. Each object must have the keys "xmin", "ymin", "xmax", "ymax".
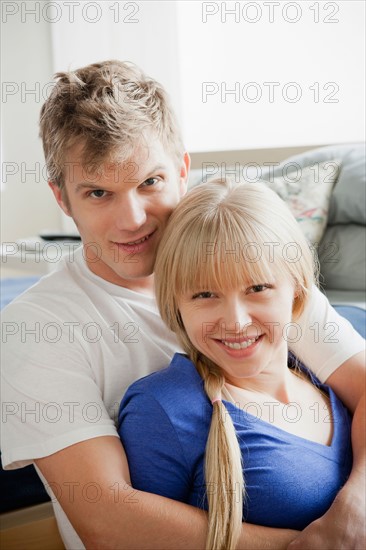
[
  {"xmin": 48, "ymin": 181, "xmax": 71, "ymax": 216},
  {"xmin": 179, "ymin": 152, "xmax": 191, "ymax": 197}
]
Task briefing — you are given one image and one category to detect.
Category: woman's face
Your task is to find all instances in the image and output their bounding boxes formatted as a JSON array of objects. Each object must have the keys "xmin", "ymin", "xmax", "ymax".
[{"xmin": 177, "ymin": 274, "xmax": 297, "ymax": 387}]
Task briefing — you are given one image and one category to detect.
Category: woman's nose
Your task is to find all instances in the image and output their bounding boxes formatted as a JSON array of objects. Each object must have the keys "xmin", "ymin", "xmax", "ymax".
[{"xmin": 219, "ymin": 299, "xmax": 252, "ymax": 338}]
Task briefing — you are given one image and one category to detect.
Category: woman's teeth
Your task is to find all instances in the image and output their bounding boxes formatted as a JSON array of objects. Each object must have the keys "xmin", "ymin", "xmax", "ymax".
[{"xmin": 221, "ymin": 337, "xmax": 258, "ymax": 350}]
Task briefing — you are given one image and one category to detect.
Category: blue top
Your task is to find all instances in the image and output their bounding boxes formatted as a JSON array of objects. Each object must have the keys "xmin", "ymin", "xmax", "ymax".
[{"xmin": 118, "ymin": 353, "xmax": 352, "ymax": 529}]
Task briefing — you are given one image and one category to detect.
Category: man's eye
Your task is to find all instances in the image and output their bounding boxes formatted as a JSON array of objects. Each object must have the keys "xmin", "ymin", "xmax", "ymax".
[
  {"xmin": 89, "ymin": 189, "xmax": 106, "ymax": 198},
  {"xmin": 192, "ymin": 291, "xmax": 215, "ymax": 299},
  {"xmin": 141, "ymin": 177, "xmax": 158, "ymax": 187}
]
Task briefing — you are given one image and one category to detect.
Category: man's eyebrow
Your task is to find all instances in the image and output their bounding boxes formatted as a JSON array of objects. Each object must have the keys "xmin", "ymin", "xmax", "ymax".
[
  {"xmin": 74, "ymin": 182, "xmax": 106, "ymax": 193},
  {"xmin": 147, "ymin": 164, "xmax": 168, "ymax": 174}
]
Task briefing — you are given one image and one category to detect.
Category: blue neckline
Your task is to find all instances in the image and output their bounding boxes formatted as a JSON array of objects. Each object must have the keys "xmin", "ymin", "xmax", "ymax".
[{"xmin": 172, "ymin": 353, "xmax": 346, "ymax": 458}]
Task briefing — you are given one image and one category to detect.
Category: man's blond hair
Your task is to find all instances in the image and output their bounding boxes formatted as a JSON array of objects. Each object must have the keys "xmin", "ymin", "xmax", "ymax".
[{"xmin": 39, "ymin": 60, "xmax": 184, "ymax": 189}]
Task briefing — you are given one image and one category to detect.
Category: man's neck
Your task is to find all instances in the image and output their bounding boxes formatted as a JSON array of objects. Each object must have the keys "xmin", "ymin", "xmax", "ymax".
[{"xmin": 85, "ymin": 258, "xmax": 155, "ymax": 297}]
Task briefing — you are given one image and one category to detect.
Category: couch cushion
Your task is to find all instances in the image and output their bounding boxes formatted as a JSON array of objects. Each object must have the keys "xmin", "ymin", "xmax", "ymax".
[
  {"xmin": 263, "ymin": 143, "xmax": 365, "ymax": 226},
  {"xmin": 190, "ymin": 160, "xmax": 340, "ymax": 244},
  {"xmin": 329, "ymin": 151, "xmax": 366, "ymax": 225},
  {"xmin": 319, "ymin": 225, "xmax": 366, "ymax": 291},
  {"xmin": 324, "ymin": 290, "xmax": 366, "ymax": 309},
  {"xmin": 263, "ymin": 160, "xmax": 340, "ymax": 244}
]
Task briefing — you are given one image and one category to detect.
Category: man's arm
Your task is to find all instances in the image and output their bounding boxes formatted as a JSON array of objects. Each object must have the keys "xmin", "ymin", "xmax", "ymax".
[
  {"xmin": 288, "ymin": 350, "xmax": 366, "ymax": 549},
  {"xmin": 36, "ymin": 436, "xmax": 299, "ymax": 550}
]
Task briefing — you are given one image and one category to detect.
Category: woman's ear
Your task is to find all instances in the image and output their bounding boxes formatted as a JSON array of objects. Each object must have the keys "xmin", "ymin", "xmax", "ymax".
[{"xmin": 292, "ymin": 285, "xmax": 305, "ymax": 320}]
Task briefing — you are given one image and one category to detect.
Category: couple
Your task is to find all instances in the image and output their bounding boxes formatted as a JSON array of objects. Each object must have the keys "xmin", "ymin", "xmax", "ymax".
[{"xmin": 1, "ymin": 60, "xmax": 365, "ymax": 549}]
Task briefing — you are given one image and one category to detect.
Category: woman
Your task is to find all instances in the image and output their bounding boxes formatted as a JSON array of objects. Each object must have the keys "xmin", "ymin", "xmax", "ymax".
[{"xmin": 118, "ymin": 179, "xmax": 352, "ymax": 550}]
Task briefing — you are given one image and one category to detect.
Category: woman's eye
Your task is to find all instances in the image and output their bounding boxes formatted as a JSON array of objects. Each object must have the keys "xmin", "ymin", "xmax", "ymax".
[
  {"xmin": 248, "ymin": 284, "xmax": 271, "ymax": 294},
  {"xmin": 192, "ymin": 291, "xmax": 215, "ymax": 299}
]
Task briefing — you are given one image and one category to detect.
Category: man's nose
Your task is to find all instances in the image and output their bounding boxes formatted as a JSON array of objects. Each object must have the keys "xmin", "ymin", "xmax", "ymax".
[{"xmin": 115, "ymin": 193, "xmax": 147, "ymax": 231}]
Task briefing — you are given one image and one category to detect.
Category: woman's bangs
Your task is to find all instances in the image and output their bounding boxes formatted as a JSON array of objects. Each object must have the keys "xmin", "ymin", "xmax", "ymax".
[{"xmin": 174, "ymin": 211, "xmax": 278, "ymax": 296}]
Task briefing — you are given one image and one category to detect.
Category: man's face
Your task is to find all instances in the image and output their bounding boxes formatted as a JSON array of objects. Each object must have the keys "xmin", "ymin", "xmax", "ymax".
[{"xmin": 51, "ymin": 138, "xmax": 189, "ymax": 292}]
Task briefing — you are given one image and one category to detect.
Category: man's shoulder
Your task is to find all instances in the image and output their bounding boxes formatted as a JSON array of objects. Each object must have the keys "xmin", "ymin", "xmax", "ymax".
[{"xmin": 1, "ymin": 264, "xmax": 85, "ymax": 320}]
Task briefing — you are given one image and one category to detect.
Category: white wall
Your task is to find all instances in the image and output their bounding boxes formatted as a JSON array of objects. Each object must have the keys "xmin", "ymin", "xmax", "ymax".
[
  {"xmin": 176, "ymin": 0, "xmax": 365, "ymax": 151},
  {"xmin": 1, "ymin": 11, "xmax": 61, "ymax": 242},
  {"xmin": 1, "ymin": 0, "xmax": 365, "ymax": 244},
  {"xmin": 50, "ymin": 1, "xmax": 182, "ymax": 107}
]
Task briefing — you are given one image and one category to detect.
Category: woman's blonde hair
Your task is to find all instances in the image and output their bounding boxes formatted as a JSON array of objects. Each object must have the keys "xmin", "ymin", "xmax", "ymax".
[{"xmin": 154, "ymin": 178, "xmax": 317, "ymax": 550}]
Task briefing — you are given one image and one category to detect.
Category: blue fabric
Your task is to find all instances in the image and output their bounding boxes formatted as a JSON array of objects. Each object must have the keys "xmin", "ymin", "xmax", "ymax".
[
  {"xmin": 334, "ymin": 305, "xmax": 366, "ymax": 338},
  {"xmin": 119, "ymin": 353, "xmax": 353, "ymax": 530},
  {"xmin": 0, "ymin": 276, "xmax": 40, "ymax": 310}
]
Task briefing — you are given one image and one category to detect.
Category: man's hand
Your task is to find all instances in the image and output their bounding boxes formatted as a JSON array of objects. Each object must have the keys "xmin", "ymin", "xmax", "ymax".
[
  {"xmin": 287, "ymin": 479, "xmax": 366, "ymax": 549},
  {"xmin": 289, "ymin": 351, "xmax": 366, "ymax": 550}
]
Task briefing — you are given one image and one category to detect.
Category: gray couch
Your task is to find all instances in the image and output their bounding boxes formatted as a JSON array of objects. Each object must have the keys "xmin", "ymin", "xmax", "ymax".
[
  {"xmin": 189, "ymin": 143, "xmax": 366, "ymax": 309},
  {"xmin": 263, "ymin": 143, "xmax": 365, "ymax": 308}
]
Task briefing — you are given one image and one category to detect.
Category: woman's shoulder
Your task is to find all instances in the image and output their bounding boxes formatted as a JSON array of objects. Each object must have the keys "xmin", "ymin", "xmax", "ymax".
[
  {"xmin": 121, "ymin": 353, "xmax": 209, "ymax": 414},
  {"xmin": 119, "ymin": 353, "xmax": 212, "ymax": 436}
]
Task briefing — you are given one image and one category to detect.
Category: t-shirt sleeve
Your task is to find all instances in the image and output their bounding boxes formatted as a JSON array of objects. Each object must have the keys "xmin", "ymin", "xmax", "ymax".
[
  {"xmin": 119, "ymin": 387, "xmax": 192, "ymax": 503},
  {"xmin": 290, "ymin": 285, "xmax": 365, "ymax": 382},
  {"xmin": 1, "ymin": 301, "xmax": 118, "ymax": 470}
]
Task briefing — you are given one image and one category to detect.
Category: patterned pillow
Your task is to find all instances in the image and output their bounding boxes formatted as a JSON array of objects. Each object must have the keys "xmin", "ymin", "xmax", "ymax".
[{"xmin": 262, "ymin": 160, "xmax": 341, "ymax": 244}]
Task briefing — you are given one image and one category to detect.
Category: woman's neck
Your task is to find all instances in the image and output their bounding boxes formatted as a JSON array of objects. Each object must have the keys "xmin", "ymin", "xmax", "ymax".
[{"xmin": 224, "ymin": 349, "xmax": 300, "ymax": 404}]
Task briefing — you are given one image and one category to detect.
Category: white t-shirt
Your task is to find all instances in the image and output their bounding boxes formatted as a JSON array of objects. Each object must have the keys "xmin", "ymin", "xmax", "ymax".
[{"xmin": 1, "ymin": 246, "xmax": 364, "ymax": 548}]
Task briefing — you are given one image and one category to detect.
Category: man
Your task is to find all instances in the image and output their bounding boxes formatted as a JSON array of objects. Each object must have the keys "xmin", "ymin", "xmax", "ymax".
[{"xmin": 1, "ymin": 60, "xmax": 365, "ymax": 549}]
